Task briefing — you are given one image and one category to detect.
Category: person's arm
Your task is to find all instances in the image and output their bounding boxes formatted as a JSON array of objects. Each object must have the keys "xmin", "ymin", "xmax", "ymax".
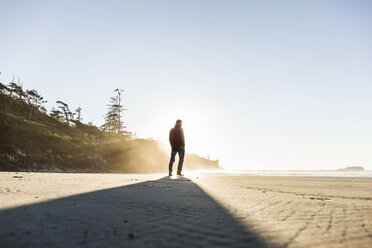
[{"xmin": 181, "ymin": 129, "xmax": 185, "ymax": 147}]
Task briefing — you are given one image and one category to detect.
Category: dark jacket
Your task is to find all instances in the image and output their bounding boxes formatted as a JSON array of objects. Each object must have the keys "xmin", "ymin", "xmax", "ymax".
[{"xmin": 169, "ymin": 126, "xmax": 185, "ymax": 148}]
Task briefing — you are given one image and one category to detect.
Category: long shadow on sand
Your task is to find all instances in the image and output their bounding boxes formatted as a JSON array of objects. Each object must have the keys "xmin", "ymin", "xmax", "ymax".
[{"xmin": 0, "ymin": 176, "xmax": 276, "ymax": 248}]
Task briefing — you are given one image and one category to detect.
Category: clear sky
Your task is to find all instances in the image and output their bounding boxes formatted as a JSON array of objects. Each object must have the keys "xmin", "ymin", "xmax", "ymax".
[{"xmin": 1, "ymin": 0, "xmax": 371, "ymax": 170}]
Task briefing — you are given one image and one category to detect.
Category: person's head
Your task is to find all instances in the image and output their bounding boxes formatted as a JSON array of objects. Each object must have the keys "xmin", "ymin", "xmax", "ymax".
[{"xmin": 175, "ymin": 119, "xmax": 182, "ymax": 128}]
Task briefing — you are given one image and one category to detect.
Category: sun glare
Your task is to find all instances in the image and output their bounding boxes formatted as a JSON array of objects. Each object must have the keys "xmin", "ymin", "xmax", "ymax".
[{"xmin": 147, "ymin": 103, "xmax": 216, "ymax": 159}]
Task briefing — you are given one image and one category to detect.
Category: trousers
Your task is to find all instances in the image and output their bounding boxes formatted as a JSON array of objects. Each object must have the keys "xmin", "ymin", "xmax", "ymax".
[{"xmin": 168, "ymin": 146, "xmax": 185, "ymax": 173}]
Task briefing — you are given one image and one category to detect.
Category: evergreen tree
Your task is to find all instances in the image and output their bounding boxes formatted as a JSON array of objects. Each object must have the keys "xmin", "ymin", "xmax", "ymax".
[
  {"xmin": 101, "ymin": 89, "xmax": 126, "ymax": 134},
  {"xmin": 3, "ymin": 76, "xmax": 18, "ymax": 111},
  {"xmin": 26, "ymin": 89, "xmax": 46, "ymax": 120},
  {"xmin": 50, "ymin": 107, "xmax": 63, "ymax": 121},
  {"xmin": 56, "ymin": 100, "xmax": 74, "ymax": 125},
  {"xmin": 75, "ymin": 107, "xmax": 83, "ymax": 122}
]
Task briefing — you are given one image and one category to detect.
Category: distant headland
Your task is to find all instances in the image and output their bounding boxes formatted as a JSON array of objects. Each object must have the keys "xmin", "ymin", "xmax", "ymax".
[{"xmin": 338, "ymin": 166, "xmax": 364, "ymax": 171}]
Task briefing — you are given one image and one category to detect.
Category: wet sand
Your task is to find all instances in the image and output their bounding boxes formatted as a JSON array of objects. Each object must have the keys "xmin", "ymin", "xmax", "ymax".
[{"xmin": 0, "ymin": 172, "xmax": 371, "ymax": 247}]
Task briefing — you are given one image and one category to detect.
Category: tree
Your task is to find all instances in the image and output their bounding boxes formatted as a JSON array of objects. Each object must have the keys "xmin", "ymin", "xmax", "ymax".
[
  {"xmin": 101, "ymin": 102, "xmax": 118, "ymax": 133},
  {"xmin": 2, "ymin": 76, "xmax": 18, "ymax": 112},
  {"xmin": 8, "ymin": 76, "xmax": 26, "ymax": 100},
  {"xmin": 114, "ymin": 89, "xmax": 124, "ymax": 133},
  {"xmin": 101, "ymin": 89, "xmax": 126, "ymax": 134},
  {"xmin": 86, "ymin": 121, "xmax": 100, "ymax": 144},
  {"xmin": 6, "ymin": 76, "xmax": 16, "ymax": 98},
  {"xmin": 50, "ymin": 107, "xmax": 63, "ymax": 121},
  {"xmin": 75, "ymin": 107, "xmax": 83, "ymax": 122},
  {"xmin": 26, "ymin": 89, "xmax": 47, "ymax": 120},
  {"xmin": 0, "ymin": 82, "xmax": 10, "ymax": 95},
  {"xmin": 79, "ymin": 121, "xmax": 101, "ymax": 145},
  {"xmin": 56, "ymin": 101, "xmax": 74, "ymax": 125},
  {"xmin": 49, "ymin": 107, "xmax": 63, "ymax": 134}
]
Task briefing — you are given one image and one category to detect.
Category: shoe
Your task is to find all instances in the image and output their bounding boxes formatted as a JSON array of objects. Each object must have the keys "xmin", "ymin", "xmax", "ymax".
[
  {"xmin": 177, "ymin": 173, "xmax": 184, "ymax": 176},
  {"xmin": 169, "ymin": 172, "xmax": 173, "ymax": 176}
]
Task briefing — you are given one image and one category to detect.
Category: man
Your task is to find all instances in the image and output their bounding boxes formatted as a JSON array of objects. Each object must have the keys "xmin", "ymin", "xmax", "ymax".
[{"xmin": 168, "ymin": 119, "xmax": 185, "ymax": 176}]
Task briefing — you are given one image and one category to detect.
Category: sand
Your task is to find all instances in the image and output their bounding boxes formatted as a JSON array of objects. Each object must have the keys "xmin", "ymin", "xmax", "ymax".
[{"xmin": 0, "ymin": 172, "xmax": 371, "ymax": 247}]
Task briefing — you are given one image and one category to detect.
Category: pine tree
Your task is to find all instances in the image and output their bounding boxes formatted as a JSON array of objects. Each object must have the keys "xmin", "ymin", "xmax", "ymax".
[
  {"xmin": 3, "ymin": 76, "xmax": 18, "ymax": 111},
  {"xmin": 50, "ymin": 107, "xmax": 63, "ymax": 121},
  {"xmin": 56, "ymin": 101, "xmax": 74, "ymax": 125},
  {"xmin": 75, "ymin": 107, "xmax": 83, "ymax": 122},
  {"xmin": 26, "ymin": 89, "xmax": 47, "ymax": 120},
  {"xmin": 101, "ymin": 89, "xmax": 126, "ymax": 134}
]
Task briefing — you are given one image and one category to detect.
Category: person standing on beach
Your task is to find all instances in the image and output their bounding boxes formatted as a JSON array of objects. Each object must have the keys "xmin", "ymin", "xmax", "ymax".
[{"xmin": 168, "ymin": 119, "xmax": 185, "ymax": 176}]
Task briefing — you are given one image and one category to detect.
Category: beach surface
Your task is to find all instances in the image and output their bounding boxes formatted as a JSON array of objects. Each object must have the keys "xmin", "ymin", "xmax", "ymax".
[{"xmin": 0, "ymin": 172, "xmax": 371, "ymax": 247}]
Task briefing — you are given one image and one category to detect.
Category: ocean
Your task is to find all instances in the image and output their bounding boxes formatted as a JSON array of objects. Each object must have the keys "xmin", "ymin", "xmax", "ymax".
[{"xmin": 203, "ymin": 170, "xmax": 372, "ymax": 178}]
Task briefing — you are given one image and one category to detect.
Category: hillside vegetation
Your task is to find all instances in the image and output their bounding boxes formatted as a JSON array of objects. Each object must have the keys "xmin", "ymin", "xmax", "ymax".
[{"xmin": 0, "ymin": 78, "xmax": 221, "ymax": 173}]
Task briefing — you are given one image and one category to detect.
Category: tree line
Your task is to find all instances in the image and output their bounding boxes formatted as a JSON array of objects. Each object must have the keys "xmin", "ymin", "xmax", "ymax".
[{"xmin": 0, "ymin": 75, "xmax": 127, "ymax": 137}]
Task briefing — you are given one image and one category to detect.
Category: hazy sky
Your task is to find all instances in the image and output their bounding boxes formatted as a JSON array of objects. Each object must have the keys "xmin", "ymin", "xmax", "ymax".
[{"xmin": 1, "ymin": 0, "xmax": 371, "ymax": 170}]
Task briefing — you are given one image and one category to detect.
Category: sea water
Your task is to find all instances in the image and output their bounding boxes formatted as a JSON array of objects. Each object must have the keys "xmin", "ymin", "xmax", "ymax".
[{"xmin": 201, "ymin": 170, "xmax": 372, "ymax": 178}]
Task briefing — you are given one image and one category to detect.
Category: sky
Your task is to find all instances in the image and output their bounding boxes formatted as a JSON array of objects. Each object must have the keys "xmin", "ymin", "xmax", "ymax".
[{"xmin": 1, "ymin": 0, "xmax": 371, "ymax": 170}]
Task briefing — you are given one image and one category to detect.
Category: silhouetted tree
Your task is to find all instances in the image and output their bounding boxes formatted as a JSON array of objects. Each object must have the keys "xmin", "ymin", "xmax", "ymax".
[
  {"xmin": 6, "ymin": 77, "xmax": 26, "ymax": 100},
  {"xmin": 101, "ymin": 89, "xmax": 126, "ymax": 134},
  {"xmin": 26, "ymin": 89, "xmax": 46, "ymax": 120},
  {"xmin": 2, "ymin": 77, "xmax": 17, "ymax": 111},
  {"xmin": 15, "ymin": 78, "xmax": 26, "ymax": 100},
  {"xmin": 75, "ymin": 107, "xmax": 83, "ymax": 122},
  {"xmin": 101, "ymin": 105, "xmax": 117, "ymax": 133},
  {"xmin": 50, "ymin": 107, "xmax": 63, "ymax": 121},
  {"xmin": 6, "ymin": 76, "xmax": 16, "ymax": 98},
  {"xmin": 114, "ymin": 89, "xmax": 124, "ymax": 133},
  {"xmin": 0, "ymin": 82, "xmax": 10, "ymax": 95},
  {"xmin": 56, "ymin": 100, "xmax": 74, "ymax": 125}
]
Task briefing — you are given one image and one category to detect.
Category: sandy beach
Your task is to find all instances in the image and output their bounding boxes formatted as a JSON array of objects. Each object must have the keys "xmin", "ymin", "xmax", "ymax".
[{"xmin": 0, "ymin": 172, "xmax": 371, "ymax": 247}]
